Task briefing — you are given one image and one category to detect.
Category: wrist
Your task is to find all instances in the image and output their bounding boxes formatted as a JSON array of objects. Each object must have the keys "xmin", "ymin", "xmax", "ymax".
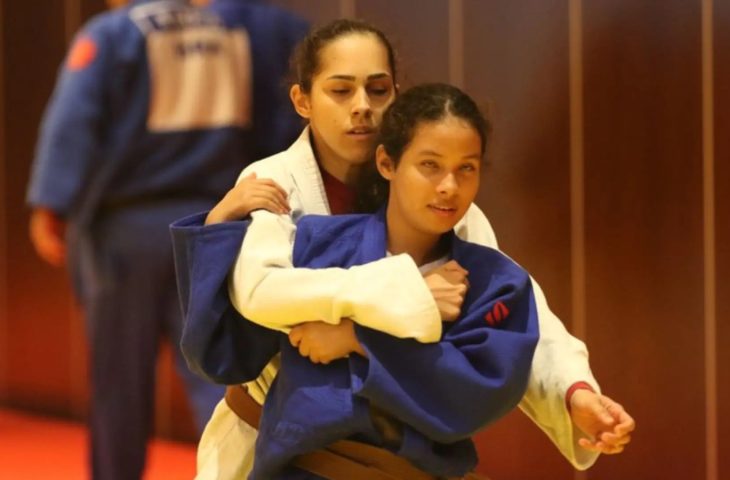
[
  {"xmin": 347, "ymin": 320, "xmax": 368, "ymax": 358},
  {"xmin": 566, "ymin": 381, "xmax": 595, "ymax": 412}
]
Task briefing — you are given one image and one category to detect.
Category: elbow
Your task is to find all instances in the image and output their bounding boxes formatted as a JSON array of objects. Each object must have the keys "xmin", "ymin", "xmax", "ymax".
[
  {"xmin": 413, "ymin": 326, "xmax": 442, "ymax": 344},
  {"xmin": 228, "ymin": 277, "xmax": 263, "ymax": 324}
]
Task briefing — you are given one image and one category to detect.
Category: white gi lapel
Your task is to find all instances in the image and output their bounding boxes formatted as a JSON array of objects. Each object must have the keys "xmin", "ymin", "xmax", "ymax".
[{"xmin": 284, "ymin": 127, "xmax": 330, "ymax": 220}]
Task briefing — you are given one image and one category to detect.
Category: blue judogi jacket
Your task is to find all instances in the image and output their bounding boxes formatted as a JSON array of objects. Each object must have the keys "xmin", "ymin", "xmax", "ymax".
[
  {"xmin": 207, "ymin": 0, "xmax": 308, "ymax": 158},
  {"xmin": 27, "ymin": 0, "xmax": 303, "ymax": 227},
  {"xmin": 172, "ymin": 210, "xmax": 539, "ymax": 478}
]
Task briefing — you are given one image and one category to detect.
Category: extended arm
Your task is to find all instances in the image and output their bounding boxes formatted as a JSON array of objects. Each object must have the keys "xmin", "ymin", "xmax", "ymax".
[
  {"xmin": 27, "ymin": 22, "xmax": 111, "ymax": 217},
  {"xmin": 27, "ymin": 21, "xmax": 112, "ymax": 266},
  {"xmin": 458, "ymin": 205, "xmax": 609, "ymax": 469},
  {"xmin": 229, "ymin": 210, "xmax": 444, "ymax": 342}
]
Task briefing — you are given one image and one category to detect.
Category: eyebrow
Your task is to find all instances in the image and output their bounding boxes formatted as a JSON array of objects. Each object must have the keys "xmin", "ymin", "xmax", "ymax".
[
  {"xmin": 418, "ymin": 150, "xmax": 482, "ymax": 160},
  {"xmin": 325, "ymin": 73, "xmax": 391, "ymax": 81}
]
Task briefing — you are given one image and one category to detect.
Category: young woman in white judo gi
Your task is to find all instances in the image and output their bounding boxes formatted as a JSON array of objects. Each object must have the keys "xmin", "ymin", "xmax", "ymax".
[
  {"xmin": 171, "ymin": 18, "xmax": 634, "ymax": 480},
  {"xmin": 237, "ymin": 81, "xmax": 543, "ymax": 479}
]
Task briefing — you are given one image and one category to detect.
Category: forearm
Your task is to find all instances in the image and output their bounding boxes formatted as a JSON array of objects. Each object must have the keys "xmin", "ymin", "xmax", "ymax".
[
  {"xmin": 229, "ymin": 211, "xmax": 442, "ymax": 342},
  {"xmin": 517, "ymin": 276, "xmax": 600, "ymax": 470}
]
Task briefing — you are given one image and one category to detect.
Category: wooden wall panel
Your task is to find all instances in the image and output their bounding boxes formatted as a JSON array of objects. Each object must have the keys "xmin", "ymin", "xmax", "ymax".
[
  {"xmin": 714, "ymin": 1, "xmax": 730, "ymax": 478},
  {"xmin": 356, "ymin": 0, "xmax": 450, "ymax": 87},
  {"xmin": 0, "ymin": 0, "xmax": 7, "ymax": 401},
  {"xmin": 583, "ymin": 1, "xmax": 705, "ymax": 479},
  {"xmin": 462, "ymin": 1, "xmax": 574, "ymax": 478},
  {"xmin": 2, "ymin": 0, "xmax": 78, "ymax": 415}
]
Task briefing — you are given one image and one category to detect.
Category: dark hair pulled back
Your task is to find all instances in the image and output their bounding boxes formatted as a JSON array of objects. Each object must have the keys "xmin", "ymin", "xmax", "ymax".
[
  {"xmin": 291, "ymin": 18, "xmax": 398, "ymax": 93},
  {"xmin": 356, "ymin": 83, "xmax": 490, "ymax": 212}
]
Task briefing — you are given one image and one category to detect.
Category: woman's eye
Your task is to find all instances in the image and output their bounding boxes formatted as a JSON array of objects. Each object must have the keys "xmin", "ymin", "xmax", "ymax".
[
  {"xmin": 460, "ymin": 164, "xmax": 477, "ymax": 172},
  {"xmin": 421, "ymin": 161, "xmax": 438, "ymax": 169},
  {"xmin": 368, "ymin": 87, "xmax": 389, "ymax": 96},
  {"xmin": 331, "ymin": 89, "xmax": 350, "ymax": 95}
]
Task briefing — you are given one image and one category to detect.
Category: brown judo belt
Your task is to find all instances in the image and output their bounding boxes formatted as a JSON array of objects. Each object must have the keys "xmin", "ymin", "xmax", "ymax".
[{"xmin": 224, "ymin": 385, "xmax": 490, "ymax": 480}]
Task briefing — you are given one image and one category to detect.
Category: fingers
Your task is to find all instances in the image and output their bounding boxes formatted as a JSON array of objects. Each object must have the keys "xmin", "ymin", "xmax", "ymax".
[
  {"xmin": 259, "ymin": 178, "xmax": 289, "ymax": 203},
  {"xmin": 249, "ymin": 190, "xmax": 290, "ymax": 214},
  {"xmin": 236, "ymin": 176, "xmax": 291, "ymax": 214},
  {"xmin": 599, "ymin": 430, "xmax": 632, "ymax": 448},
  {"xmin": 241, "ymin": 177, "xmax": 288, "ymax": 204},
  {"xmin": 579, "ymin": 437, "xmax": 626, "ymax": 454},
  {"xmin": 601, "ymin": 397, "xmax": 636, "ymax": 435},
  {"xmin": 594, "ymin": 402, "xmax": 616, "ymax": 426},
  {"xmin": 289, "ymin": 327, "xmax": 303, "ymax": 347},
  {"xmin": 442, "ymin": 260, "xmax": 468, "ymax": 274}
]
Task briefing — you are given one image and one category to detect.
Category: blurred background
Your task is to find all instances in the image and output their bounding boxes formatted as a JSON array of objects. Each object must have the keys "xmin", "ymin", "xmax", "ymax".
[{"xmin": 0, "ymin": 0, "xmax": 727, "ymax": 479}]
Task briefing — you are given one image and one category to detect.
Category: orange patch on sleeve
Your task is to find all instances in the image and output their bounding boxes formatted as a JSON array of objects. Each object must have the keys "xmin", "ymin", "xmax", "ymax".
[{"xmin": 66, "ymin": 37, "xmax": 97, "ymax": 71}]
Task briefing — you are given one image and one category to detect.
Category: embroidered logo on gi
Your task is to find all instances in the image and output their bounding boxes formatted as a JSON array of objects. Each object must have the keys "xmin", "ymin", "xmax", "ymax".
[
  {"xmin": 67, "ymin": 36, "xmax": 97, "ymax": 71},
  {"xmin": 485, "ymin": 301, "xmax": 509, "ymax": 326}
]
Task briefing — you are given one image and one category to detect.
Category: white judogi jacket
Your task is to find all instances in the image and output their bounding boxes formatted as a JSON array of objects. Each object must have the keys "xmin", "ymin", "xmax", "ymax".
[{"xmin": 196, "ymin": 128, "xmax": 600, "ymax": 479}]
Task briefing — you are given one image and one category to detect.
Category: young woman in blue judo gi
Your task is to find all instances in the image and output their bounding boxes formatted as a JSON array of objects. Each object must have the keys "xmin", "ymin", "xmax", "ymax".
[{"xmin": 171, "ymin": 18, "xmax": 634, "ymax": 480}]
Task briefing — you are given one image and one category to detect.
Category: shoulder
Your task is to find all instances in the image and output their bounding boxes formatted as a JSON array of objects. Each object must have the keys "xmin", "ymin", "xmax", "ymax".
[
  {"xmin": 209, "ymin": 2, "xmax": 308, "ymax": 33},
  {"xmin": 242, "ymin": 1, "xmax": 308, "ymax": 29},
  {"xmin": 72, "ymin": 5, "xmax": 149, "ymax": 56},
  {"xmin": 239, "ymin": 149, "xmax": 292, "ymax": 181},
  {"xmin": 62, "ymin": 11, "xmax": 133, "ymax": 74},
  {"xmin": 453, "ymin": 237, "xmax": 529, "ymax": 285},
  {"xmin": 72, "ymin": 8, "xmax": 127, "ymax": 43},
  {"xmin": 296, "ymin": 214, "xmax": 368, "ymax": 241},
  {"xmin": 454, "ymin": 203, "xmax": 499, "ymax": 249},
  {"xmin": 293, "ymin": 214, "xmax": 370, "ymax": 267},
  {"xmin": 265, "ymin": 4, "xmax": 309, "ymax": 34},
  {"xmin": 237, "ymin": 129, "xmax": 311, "ymax": 185}
]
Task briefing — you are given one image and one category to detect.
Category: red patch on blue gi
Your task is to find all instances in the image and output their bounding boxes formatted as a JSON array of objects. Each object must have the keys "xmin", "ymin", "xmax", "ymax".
[
  {"xmin": 485, "ymin": 301, "xmax": 510, "ymax": 326},
  {"xmin": 67, "ymin": 36, "xmax": 97, "ymax": 71}
]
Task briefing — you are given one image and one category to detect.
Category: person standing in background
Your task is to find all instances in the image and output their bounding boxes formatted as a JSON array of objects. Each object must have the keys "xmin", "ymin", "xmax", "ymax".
[{"xmin": 25, "ymin": 1, "xmax": 307, "ymax": 479}]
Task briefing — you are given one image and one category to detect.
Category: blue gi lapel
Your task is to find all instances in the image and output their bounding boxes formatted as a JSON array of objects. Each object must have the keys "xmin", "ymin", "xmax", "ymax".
[{"xmin": 360, "ymin": 208, "xmax": 389, "ymax": 263}]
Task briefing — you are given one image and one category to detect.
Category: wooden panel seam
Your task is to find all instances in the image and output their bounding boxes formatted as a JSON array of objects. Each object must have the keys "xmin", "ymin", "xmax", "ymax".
[
  {"xmin": 569, "ymin": 0, "xmax": 586, "ymax": 343},
  {"xmin": 702, "ymin": 1, "xmax": 718, "ymax": 479},
  {"xmin": 448, "ymin": 0, "xmax": 464, "ymax": 88},
  {"xmin": 0, "ymin": 0, "xmax": 8, "ymax": 400},
  {"xmin": 340, "ymin": 0, "xmax": 355, "ymax": 18},
  {"xmin": 569, "ymin": 1, "xmax": 587, "ymax": 479}
]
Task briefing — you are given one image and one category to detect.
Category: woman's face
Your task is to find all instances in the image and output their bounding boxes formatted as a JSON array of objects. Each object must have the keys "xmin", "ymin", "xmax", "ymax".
[
  {"xmin": 292, "ymin": 33, "xmax": 396, "ymax": 169},
  {"xmin": 379, "ymin": 116, "xmax": 482, "ymax": 240}
]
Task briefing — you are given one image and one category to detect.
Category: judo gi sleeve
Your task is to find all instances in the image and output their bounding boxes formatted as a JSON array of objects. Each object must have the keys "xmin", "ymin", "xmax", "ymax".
[
  {"xmin": 349, "ymin": 252, "xmax": 540, "ymax": 444},
  {"xmin": 171, "ymin": 213, "xmax": 280, "ymax": 384},
  {"xmin": 27, "ymin": 20, "xmax": 112, "ymax": 213}
]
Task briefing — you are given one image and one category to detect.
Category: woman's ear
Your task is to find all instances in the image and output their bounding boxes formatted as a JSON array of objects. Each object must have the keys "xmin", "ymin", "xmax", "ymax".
[
  {"xmin": 375, "ymin": 145, "xmax": 395, "ymax": 180},
  {"xmin": 290, "ymin": 84, "xmax": 311, "ymax": 119}
]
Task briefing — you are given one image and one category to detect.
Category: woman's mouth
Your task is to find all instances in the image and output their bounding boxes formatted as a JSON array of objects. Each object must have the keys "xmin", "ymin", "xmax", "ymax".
[
  {"xmin": 347, "ymin": 127, "xmax": 375, "ymax": 139},
  {"xmin": 428, "ymin": 204, "xmax": 458, "ymax": 217}
]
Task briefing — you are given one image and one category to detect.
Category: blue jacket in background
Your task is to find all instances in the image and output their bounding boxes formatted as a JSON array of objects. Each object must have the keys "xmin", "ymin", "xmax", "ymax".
[
  {"xmin": 27, "ymin": 0, "xmax": 306, "ymax": 227},
  {"xmin": 208, "ymin": 0, "xmax": 309, "ymax": 158}
]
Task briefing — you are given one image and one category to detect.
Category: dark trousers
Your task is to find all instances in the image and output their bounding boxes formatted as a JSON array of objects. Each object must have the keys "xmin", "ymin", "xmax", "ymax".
[{"xmin": 75, "ymin": 202, "xmax": 224, "ymax": 480}]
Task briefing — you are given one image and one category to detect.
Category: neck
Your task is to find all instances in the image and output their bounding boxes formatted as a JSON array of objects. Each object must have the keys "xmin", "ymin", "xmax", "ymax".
[
  {"xmin": 311, "ymin": 133, "xmax": 362, "ymax": 186},
  {"xmin": 385, "ymin": 206, "xmax": 445, "ymax": 266}
]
